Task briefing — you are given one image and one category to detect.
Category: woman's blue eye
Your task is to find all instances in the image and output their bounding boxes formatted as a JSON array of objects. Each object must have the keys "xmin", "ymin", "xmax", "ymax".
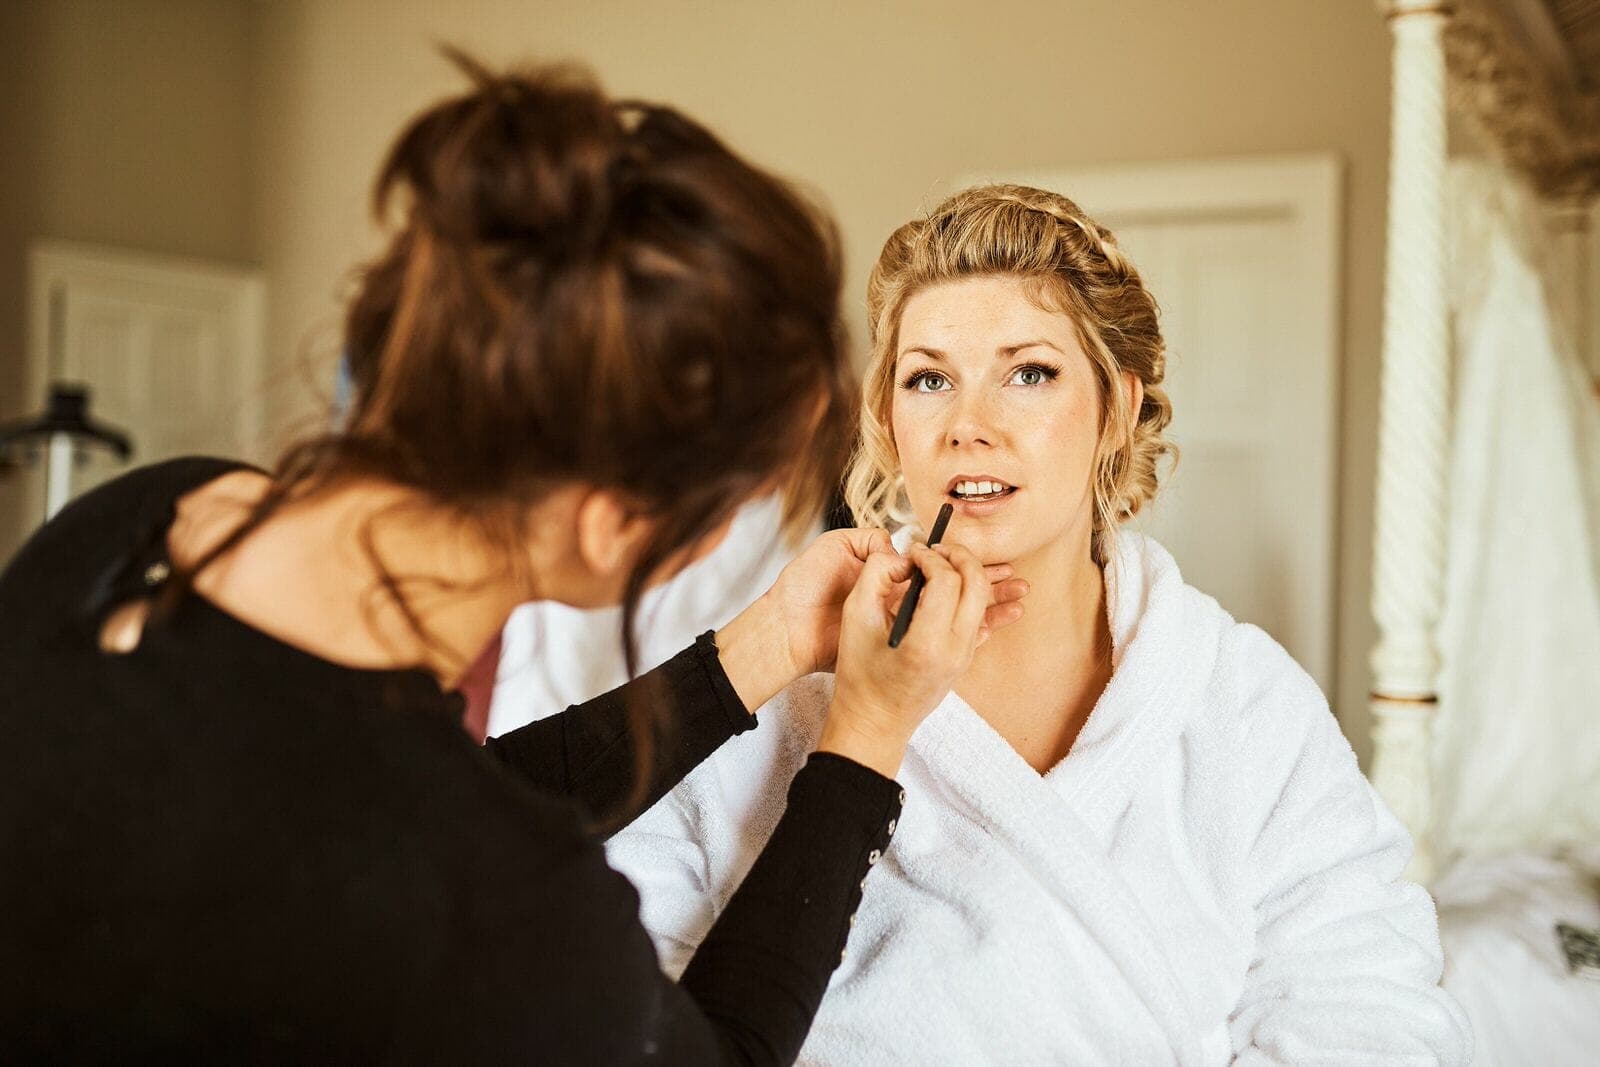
[
  {"xmin": 903, "ymin": 371, "xmax": 950, "ymax": 393},
  {"xmin": 1008, "ymin": 363, "xmax": 1060, "ymax": 387}
]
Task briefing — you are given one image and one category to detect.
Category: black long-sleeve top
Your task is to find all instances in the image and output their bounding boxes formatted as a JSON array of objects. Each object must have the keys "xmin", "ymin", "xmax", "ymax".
[{"xmin": 0, "ymin": 458, "xmax": 903, "ymax": 1064}]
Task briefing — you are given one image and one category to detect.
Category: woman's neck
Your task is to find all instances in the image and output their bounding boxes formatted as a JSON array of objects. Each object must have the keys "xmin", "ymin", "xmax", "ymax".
[
  {"xmin": 949, "ymin": 528, "xmax": 1113, "ymax": 772},
  {"xmin": 173, "ymin": 471, "xmax": 524, "ymax": 688},
  {"xmin": 962, "ymin": 528, "xmax": 1111, "ymax": 688}
]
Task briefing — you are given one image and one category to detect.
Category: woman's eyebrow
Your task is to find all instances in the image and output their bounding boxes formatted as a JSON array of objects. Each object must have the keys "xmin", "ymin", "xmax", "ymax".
[
  {"xmin": 1000, "ymin": 339, "xmax": 1063, "ymax": 357},
  {"xmin": 897, "ymin": 340, "xmax": 1064, "ymax": 361}
]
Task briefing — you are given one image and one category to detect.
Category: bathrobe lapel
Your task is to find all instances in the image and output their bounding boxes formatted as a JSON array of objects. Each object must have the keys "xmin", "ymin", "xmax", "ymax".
[
  {"xmin": 1049, "ymin": 534, "xmax": 1224, "ymax": 834},
  {"xmin": 905, "ymin": 533, "xmax": 1222, "ymax": 1064}
]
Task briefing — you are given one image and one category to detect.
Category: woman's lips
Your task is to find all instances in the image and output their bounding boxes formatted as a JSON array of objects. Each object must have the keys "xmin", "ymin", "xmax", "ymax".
[{"xmin": 946, "ymin": 486, "xmax": 1019, "ymax": 517}]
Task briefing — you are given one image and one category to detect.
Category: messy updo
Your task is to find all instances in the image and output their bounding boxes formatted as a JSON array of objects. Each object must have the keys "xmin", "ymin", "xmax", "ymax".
[
  {"xmin": 843, "ymin": 184, "xmax": 1174, "ymax": 564},
  {"xmin": 167, "ymin": 50, "xmax": 854, "ymax": 818}
]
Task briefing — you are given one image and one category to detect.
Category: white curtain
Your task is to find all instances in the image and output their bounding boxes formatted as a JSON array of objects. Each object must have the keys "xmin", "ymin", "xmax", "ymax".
[{"xmin": 1431, "ymin": 159, "xmax": 1600, "ymax": 860}]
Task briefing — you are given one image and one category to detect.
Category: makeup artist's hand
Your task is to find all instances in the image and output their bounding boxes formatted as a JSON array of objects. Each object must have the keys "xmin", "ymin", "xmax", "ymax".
[
  {"xmin": 715, "ymin": 529, "xmax": 1025, "ymax": 715},
  {"xmin": 817, "ymin": 542, "xmax": 998, "ymax": 777},
  {"xmin": 767, "ymin": 528, "xmax": 1025, "ymax": 676}
]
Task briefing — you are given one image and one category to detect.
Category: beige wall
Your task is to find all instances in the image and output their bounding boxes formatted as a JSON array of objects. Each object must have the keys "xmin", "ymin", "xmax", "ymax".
[
  {"xmin": 0, "ymin": 0, "xmax": 1393, "ymax": 766},
  {"xmin": 0, "ymin": 0, "xmax": 257, "ymax": 559},
  {"xmin": 251, "ymin": 0, "xmax": 1392, "ymax": 765}
]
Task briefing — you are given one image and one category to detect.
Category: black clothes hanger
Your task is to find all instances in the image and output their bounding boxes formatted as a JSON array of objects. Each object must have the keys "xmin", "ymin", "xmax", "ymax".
[
  {"xmin": 0, "ymin": 383, "xmax": 134, "ymax": 524},
  {"xmin": 0, "ymin": 384, "xmax": 132, "ymax": 458}
]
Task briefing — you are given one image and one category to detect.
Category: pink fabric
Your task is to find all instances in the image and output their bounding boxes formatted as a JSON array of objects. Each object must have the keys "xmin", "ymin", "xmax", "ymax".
[{"xmin": 457, "ymin": 633, "xmax": 502, "ymax": 743}]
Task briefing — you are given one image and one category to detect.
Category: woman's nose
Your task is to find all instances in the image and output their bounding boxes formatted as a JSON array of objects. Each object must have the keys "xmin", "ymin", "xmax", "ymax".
[{"xmin": 946, "ymin": 392, "xmax": 996, "ymax": 448}]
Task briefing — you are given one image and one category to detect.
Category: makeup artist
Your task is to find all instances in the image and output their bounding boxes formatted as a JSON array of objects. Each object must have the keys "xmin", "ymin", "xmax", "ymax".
[{"xmin": 0, "ymin": 54, "xmax": 1028, "ymax": 1064}]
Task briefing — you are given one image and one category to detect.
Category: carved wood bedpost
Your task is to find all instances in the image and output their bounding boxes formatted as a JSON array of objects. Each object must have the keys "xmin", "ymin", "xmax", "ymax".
[{"xmin": 1368, "ymin": 0, "xmax": 1454, "ymax": 884}]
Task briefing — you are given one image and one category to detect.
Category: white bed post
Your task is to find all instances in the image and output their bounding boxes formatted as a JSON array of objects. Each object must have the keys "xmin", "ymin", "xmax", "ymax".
[{"xmin": 1368, "ymin": 0, "xmax": 1454, "ymax": 884}]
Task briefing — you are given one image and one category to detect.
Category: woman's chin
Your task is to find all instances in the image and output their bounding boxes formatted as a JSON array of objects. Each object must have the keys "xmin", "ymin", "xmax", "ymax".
[{"xmin": 939, "ymin": 520, "xmax": 1023, "ymax": 566}]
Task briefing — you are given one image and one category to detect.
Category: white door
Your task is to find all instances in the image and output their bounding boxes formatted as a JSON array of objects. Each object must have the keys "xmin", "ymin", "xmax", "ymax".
[
  {"xmin": 14, "ymin": 242, "xmax": 266, "ymax": 531},
  {"xmin": 962, "ymin": 156, "xmax": 1343, "ymax": 693}
]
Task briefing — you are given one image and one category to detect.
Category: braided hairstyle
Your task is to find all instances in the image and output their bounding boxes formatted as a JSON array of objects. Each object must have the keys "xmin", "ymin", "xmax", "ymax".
[{"xmin": 843, "ymin": 183, "xmax": 1174, "ymax": 565}]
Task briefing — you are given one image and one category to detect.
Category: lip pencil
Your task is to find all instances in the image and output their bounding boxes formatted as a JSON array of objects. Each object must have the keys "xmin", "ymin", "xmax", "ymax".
[{"xmin": 887, "ymin": 501, "xmax": 955, "ymax": 649}]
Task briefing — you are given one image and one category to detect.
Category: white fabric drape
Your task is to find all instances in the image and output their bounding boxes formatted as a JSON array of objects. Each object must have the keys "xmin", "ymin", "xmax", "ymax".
[
  {"xmin": 485, "ymin": 494, "xmax": 804, "ymax": 737},
  {"xmin": 1432, "ymin": 160, "xmax": 1600, "ymax": 859}
]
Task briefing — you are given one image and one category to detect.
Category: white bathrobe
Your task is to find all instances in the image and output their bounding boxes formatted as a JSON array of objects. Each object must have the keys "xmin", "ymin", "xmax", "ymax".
[
  {"xmin": 606, "ymin": 531, "xmax": 1471, "ymax": 1065},
  {"xmin": 486, "ymin": 493, "xmax": 802, "ymax": 738}
]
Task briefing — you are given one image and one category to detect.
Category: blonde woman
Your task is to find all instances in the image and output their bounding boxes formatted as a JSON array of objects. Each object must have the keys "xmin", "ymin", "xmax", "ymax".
[{"xmin": 606, "ymin": 185, "xmax": 1470, "ymax": 1064}]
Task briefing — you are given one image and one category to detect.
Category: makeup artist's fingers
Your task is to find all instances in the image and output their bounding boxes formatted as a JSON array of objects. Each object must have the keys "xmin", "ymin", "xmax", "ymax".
[
  {"xmin": 989, "ymin": 576, "xmax": 1029, "ymax": 607},
  {"xmin": 888, "ymin": 561, "xmax": 1019, "ymax": 620},
  {"xmin": 832, "ymin": 526, "xmax": 897, "ymax": 563},
  {"xmin": 824, "ymin": 542, "xmax": 1007, "ymax": 764},
  {"xmin": 982, "ymin": 599, "xmax": 1026, "ymax": 636},
  {"xmin": 844, "ymin": 550, "xmax": 915, "ymax": 632},
  {"xmin": 903, "ymin": 544, "xmax": 961, "ymax": 639},
  {"xmin": 940, "ymin": 543, "xmax": 992, "ymax": 648}
]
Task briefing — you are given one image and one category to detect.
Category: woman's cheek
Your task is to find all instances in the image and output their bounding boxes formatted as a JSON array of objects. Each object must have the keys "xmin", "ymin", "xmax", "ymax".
[
  {"xmin": 1041, "ymin": 390, "xmax": 1097, "ymax": 450},
  {"xmin": 890, "ymin": 406, "xmax": 929, "ymax": 473}
]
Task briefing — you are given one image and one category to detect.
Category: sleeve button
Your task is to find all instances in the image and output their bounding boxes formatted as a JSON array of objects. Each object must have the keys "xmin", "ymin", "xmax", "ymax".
[
  {"xmin": 887, "ymin": 818, "xmax": 897, "ymax": 835},
  {"xmin": 867, "ymin": 848, "xmax": 881, "ymax": 865}
]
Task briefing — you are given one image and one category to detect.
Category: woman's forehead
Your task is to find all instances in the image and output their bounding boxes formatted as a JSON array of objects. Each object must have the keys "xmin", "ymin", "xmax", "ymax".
[{"xmin": 897, "ymin": 276, "xmax": 1080, "ymax": 361}]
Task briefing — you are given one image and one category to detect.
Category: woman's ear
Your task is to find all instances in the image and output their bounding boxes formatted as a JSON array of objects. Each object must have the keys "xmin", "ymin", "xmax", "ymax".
[
  {"xmin": 1123, "ymin": 371, "xmax": 1144, "ymax": 429},
  {"xmin": 574, "ymin": 490, "xmax": 654, "ymax": 578}
]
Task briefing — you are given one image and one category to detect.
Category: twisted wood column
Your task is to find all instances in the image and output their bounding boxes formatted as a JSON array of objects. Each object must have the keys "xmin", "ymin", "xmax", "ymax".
[{"xmin": 1368, "ymin": 0, "xmax": 1454, "ymax": 883}]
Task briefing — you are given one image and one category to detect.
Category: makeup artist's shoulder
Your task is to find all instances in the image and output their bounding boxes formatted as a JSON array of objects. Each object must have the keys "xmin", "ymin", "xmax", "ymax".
[
  {"xmin": 170, "ymin": 463, "xmax": 273, "ymax": 520},
  {"xmin": 0, "ymin": 456, "xmax": 260, "ymax": 590},
  {"xmin": 116, "ymin": 456, "xmax": 264, "ymax": 508},
  {"xmin": 32, "ymin": 456, "xmax": 252, "ymax": 536}
]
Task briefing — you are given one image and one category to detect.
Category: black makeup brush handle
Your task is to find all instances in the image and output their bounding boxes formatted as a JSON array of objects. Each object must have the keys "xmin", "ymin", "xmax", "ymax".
[
  {"xmin": 887, "ymin": 570, "xmax": 928, "ymax": 649},
  {"xmin": 886, "ymin": 502, "xmax": 954, "ymax": 649}
]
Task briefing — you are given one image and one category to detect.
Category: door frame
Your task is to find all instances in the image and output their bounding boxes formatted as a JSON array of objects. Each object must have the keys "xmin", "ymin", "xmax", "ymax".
[{"xmin": 26, "ymin": 239, "xmax": 268, "ymax": 449}]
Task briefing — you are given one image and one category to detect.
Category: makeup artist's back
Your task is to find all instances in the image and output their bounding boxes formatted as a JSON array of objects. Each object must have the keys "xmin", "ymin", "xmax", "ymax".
[{"xmin": 0, "ymin": 458, "xmax": 618, "ymax": 1060}]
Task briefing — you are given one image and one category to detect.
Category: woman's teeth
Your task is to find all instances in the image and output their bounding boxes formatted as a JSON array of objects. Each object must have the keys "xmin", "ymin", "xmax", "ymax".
[{"xmin": 953, "ymin": 480, "xmax": 1012, "ymax": 500}]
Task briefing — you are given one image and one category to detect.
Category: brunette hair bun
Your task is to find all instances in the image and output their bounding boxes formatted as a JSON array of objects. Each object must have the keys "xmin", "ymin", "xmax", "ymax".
[{"xmin": 187, "ymin": 50, "xmax": 855, "ymax": 822}]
